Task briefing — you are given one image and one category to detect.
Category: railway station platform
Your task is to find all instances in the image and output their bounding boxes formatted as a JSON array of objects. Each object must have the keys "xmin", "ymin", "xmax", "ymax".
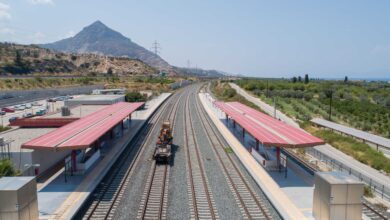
[
  {"xmin": 199, "ymin": 92, "xmax": 308, "ymax": 220},
  {"xmin": 210, "ymin": 99, "xmax": 325, "ymax": 219},
  {"xmin": 35, "ymin": 93, "xmax": 171, "ymax": 220}
]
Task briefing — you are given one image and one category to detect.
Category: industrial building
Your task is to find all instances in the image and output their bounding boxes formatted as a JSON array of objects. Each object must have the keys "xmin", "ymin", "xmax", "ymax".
[{"xmin": 64, "ymin": 94, "xmax": 125, "ymax": 107}]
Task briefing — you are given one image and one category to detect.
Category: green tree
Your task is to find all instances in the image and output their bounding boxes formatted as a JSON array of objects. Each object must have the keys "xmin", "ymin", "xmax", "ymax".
[
  {"xmin": 298, "ymin": 76, "xmax": 302, "ymax": 82},
  {"xmin": 292, "ymin": 77, "xmax": 297, "ymax": 83},
  {"xmin": 344, "ymin": 76, "xmax": 348, "ymax": 83},
  {"xmin": 304, "ymin": 74, "xmax": 309, "ymax": 84},
  {"xmin": 125, "ymin": 91, "xmax": 147, "ymax": 102},
  {"xmin": 14, "ymin": 50, "xmax": 23, "ymax": 67}
]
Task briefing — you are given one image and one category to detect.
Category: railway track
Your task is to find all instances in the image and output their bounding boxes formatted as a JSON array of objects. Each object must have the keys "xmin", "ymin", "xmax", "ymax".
[
  {"xmin": 192, "ymin": 94, "xmax": 278, "ymax": 220},
  {"xmin": 362, "ymin": 199, "xmax": 389, "ymax": 220},
  {"xmin": 136, "ymin": 91, "xmax": 185, "ymax": 220},
  {"xmin": 184, "ymin": 91, "xmax": 219, "ymax": 220},
  {"xmin": 78, "ymin": 91, "xmax": 182, "ymax": 219}
]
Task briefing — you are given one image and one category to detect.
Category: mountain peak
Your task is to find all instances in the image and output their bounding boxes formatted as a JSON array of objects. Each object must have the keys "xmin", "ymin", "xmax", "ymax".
[
  {"xmin": 87, "ymin": 20, "xmax": 108, "ymax": 29},
  {"xmin": 40, "ymin": 21, "xmax": 172, "ymax": 71},
  {"xmin": 81, "ymin": 20, "xmax": 113, "ymax": 34}
]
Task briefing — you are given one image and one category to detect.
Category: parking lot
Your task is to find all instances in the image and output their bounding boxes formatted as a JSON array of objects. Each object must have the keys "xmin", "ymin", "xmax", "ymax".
[{"xmin": 1, "ymin": 99, "xmax": 65, "ymax": 127}]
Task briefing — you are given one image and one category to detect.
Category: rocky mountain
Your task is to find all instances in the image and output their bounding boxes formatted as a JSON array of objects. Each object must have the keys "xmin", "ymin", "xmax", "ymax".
[
  {"xmin": 0, "ymin": 42, "xmax": 156, "ymax": 76},
  {"xmin": 40, "ymin": 21, "xmax": 172, "ymax": 72}
]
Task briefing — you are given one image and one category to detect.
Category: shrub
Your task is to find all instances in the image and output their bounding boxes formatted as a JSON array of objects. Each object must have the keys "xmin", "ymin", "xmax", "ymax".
[
  {"xmin": 0, "ymin": 159, "xmax": 17, "ymax": 177},
  {"xmin": 125, "ymin": 91, "xmax": 147, "ymax": 102}
]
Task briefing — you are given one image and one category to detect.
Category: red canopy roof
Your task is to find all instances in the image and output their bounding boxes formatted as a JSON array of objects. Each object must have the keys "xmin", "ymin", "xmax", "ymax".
[
  {"xmin": 22, "ymin": 102, "xmax": 144, "ymax": 150},
  {"xmin": 214, "ymin": 102, "xmax": 324, "ymax": 148}
]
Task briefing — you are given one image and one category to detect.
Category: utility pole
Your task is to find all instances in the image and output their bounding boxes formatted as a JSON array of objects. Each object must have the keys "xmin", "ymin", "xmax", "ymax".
[
  {"xmin": 325, "ymin": 89, "xmax": 334, "ymax": 121},
  {"xmin": 151, "ymin": 40, "xmax": 161, "ymax": 74},
  {"xmin": 187, "ymin": 60, "xmax": 191, "ymax": 69},
  {"xmin": 151, "ymin": 40, "xmax": 161, "ymax": 55},
  {"xmin": 273, "ymin": 96, "xmax": 276, "ymax": 118},
  {"xmin": 329, "ymin": 92, "xmax": 333, "ymax": 121}
]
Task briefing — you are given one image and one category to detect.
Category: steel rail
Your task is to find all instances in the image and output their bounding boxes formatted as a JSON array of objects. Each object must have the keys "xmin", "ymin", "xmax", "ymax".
[
  {"xmin": 184, "ymin": 90, "xmax": 219, "ymax": 220},
  {"xmin": 80, "ymin": 91, "xmax": 181, "ymax": 219},
  {"xmin": 193, "ymin": 93, "xmax": 274, "ymax": 220}
]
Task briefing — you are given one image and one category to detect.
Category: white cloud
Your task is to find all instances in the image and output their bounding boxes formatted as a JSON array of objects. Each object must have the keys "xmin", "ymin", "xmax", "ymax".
[
  {"xmin": 0, "ymin": 2, "xmax": 11, "ymax": 20},
  {"xmin": 28, "ymin": 0, "xmax": 54, "ymax": 5}
]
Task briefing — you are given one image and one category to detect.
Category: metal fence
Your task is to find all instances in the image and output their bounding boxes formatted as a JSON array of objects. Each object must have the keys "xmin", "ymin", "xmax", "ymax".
[{"xmin": 306, "ymin": 148, "xmax": 390, "ymax": 202}]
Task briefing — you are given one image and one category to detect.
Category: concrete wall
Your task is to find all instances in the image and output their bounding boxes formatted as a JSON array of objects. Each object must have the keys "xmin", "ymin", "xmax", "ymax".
[
  {"xmin": 31, "ymin": 149, "xmax": 70, "ymax": 176},
  {"xmin": 5, "ymin": 149, "xmax": 70, "ymax": 176}
]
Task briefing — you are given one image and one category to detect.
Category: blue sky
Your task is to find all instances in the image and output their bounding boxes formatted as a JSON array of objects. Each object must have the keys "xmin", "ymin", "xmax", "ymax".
[{"xmin": 1, "ymin": 0, "xmax": 390, "ymax": 78}]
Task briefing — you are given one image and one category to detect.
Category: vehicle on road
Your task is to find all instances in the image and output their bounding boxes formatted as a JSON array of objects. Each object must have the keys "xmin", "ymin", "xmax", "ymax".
[
  {"xmin": 32, "ymin": 101, "xmax": 42, "ymax": 106},
  {"xmin": 2, "ymin": 107, "xmax": 15, "ymax": 113},
  {"xmin": 15, "ymin": 105, "xmax": 26, "ymax": 110},
  {"xmin": 0, "ymin": 111, "xmax": 5, "ymax": 115},
  {"xmin": 25, "ymin": 103, "xmax": 32, "ymax": 109},
  {"xmin": 9, "ymin": 116, "xmax": 19, "ymax": 122},
  {"xmin": 35, "ymin": 109, "xmax": 46, "ymax": 116},
  {"xmin": 22, "ymin": 113, "xmax": 33, "ymax": 118},
  {"xmin": 154, "ymin": 121, "xmax": 173, "ymax": 163},
  {"xmin": 47, "ymin": 98, "xmax": 57, "ymax": 102}
]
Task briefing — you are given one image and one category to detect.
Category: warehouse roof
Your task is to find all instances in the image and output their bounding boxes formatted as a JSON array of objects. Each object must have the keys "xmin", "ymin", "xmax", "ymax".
[
  {"xmin": 215, "ymin": 102, "xmax": 324, "ymax": 148},
  {"xmin": 68, "ymin": 94, "xmax": 124, "ymax": 101},
  {"xmin": 22, "ymin": 102, "xmax": 144, "ymax": 150}
]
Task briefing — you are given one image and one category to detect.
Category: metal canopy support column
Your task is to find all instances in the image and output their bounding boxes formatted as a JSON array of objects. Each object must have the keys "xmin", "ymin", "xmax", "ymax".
[
  {"xmin": 233, "ymin": 120, "xmax": 236, "ymax": 128},
  {"xmin": 110, "ymin": 129, "xmax": 114, "ymax": 139},
  {"xmin": 71, "ymin": 150, "xmax": 77, "ymax": 173},
  {"xmin": 225, "ymin": 113, "xmax": 229, "ymax": 127},
  {"xmin": 256, "ymin": 140, "xmax": 259, "ymax": 151},
  {"xmin": 276, "ymin": 147, "xmax": 281, "ymax": 171}
]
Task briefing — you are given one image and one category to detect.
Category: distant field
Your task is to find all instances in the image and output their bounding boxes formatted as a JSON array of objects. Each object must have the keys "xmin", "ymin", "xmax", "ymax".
[{"xmin": 236, "ymin": 78, "xmax": 390, "ymax": 138}]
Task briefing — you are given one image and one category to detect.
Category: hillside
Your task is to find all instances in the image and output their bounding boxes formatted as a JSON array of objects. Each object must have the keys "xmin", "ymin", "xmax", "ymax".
[
  {"xmin": 0, "ymin": 42, "xmax": 156, "ymax": 76},
  {"xmin": 173, "ymin": 66, "xmax": 227, "ymax": 78},
  {"xmin": 40, "ymin": 21, "xmax": 172, "ymax": 73}
]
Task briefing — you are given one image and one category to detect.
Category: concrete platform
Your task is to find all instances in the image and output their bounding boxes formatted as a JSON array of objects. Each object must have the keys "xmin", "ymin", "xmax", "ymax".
[
  {"xmin": 199, "ymin": 92, "xmax": 307, "ymax": 220},
  {"xmin": 36, "ymin": 93, "xmax": 171, "ymax": 220}
]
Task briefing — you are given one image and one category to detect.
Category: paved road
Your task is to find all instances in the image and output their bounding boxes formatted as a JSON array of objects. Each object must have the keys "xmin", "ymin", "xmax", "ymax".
[
  {"xmin": 311, "ymin": 118, "xmax": 390, "ymax": 156},
  {"xmin": 229, "ymin": 82, "xmax": 300, "ymax": 128}
]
